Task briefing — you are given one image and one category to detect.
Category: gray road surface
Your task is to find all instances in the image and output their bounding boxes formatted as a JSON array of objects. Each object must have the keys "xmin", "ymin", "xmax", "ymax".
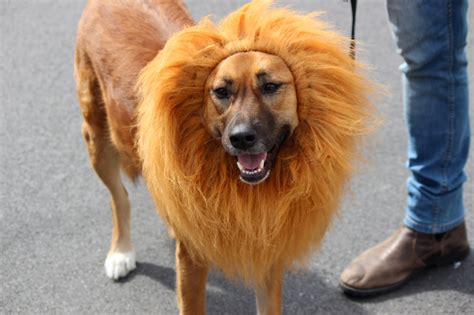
[{"xmin": 1, "ymin": 0, "xmax": 473, "ymax": 314}]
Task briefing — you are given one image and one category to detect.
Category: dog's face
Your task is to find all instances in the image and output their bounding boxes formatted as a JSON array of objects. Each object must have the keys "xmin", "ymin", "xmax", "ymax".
[{"xmin": 204, "ymin": 51, "xmax": 298, "ymax": 185}]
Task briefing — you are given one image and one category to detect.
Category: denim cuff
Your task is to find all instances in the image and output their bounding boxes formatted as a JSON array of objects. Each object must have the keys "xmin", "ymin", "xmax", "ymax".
[{"xmin": 404, "ymin": 214, "xmax": 465, "ymax": 234}]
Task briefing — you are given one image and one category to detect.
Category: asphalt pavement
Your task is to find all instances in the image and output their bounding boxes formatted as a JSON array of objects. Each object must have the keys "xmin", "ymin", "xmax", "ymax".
[{"xmin": 1, "ymin": 0, "xmax": 473, "ymax": 314}]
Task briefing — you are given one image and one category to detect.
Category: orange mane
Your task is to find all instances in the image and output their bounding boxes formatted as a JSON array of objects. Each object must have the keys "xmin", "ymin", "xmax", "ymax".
[{"xmin": 137, "ymin": 0, "xmax": 374, "ymax": 285}]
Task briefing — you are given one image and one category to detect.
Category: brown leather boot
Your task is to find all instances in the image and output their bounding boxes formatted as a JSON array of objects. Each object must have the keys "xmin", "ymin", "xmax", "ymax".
[{"xmin": 339, "ymin": 222, "xmax": 470, "ymax": 297}]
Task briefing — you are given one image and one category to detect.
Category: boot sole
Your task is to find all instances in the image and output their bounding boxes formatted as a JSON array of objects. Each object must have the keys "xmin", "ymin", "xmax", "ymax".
[{"xmin": 339, "ymin": 246, "xmax": 470, "ymax": 298}]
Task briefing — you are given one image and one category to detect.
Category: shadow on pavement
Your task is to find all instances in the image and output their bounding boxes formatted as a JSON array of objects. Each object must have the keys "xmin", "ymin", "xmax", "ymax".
[
  {"xmin": 120, "ymin": 261, "xmax": 370, "ymax": 314},
  {"xmin": 205, "ymin": 269, "xmax": 370, "ymax": 314},
  {"xmin": 118, "ymin": 262, "xmax": 176, "ymax": 290}
]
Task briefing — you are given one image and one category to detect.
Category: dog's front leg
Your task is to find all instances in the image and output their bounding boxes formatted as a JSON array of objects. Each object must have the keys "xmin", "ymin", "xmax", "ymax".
[
  {"xmin": 255, "ymin": 265, "xmax": 283, "ymax": 315},
  {"xmin": 176, "ymin": 240, "xmax": 208, "ymax": 315}
]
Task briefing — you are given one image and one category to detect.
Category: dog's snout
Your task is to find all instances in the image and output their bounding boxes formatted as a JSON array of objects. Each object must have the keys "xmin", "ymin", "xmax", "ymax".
[{"xmin": 229, "ymin": 124, "xmax": 257, "ymax": 150}]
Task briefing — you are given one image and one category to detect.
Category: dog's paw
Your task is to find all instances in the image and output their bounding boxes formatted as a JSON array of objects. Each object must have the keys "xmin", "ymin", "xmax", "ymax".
[{"xmin": 104, "ymin": 251, "xmax": 136, "ymax": 280}]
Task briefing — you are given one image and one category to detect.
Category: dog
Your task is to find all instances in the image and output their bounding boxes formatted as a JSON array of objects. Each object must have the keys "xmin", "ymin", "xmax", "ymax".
[{"xmin": 75, "ymin": 1, "xmax": 374, "ymax": 314}]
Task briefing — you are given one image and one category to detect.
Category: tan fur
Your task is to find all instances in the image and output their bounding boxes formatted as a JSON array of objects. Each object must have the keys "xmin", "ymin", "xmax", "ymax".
[
  {"xmin": 74, "ymin": 0, "xmax": 192, "ymax": 280},
  {"xmin": 75, "ymin": 1, "xmax": 375, "ymax": 313}
]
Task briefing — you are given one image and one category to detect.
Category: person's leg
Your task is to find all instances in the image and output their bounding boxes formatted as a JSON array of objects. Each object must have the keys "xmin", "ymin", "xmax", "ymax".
[
  {"xmin": 396, "ymin": 0, "xmax": 470, "ymax": 234},
  {"xmin": 340, "ymin": 0, "xmax": 470, "ymax": 296}
]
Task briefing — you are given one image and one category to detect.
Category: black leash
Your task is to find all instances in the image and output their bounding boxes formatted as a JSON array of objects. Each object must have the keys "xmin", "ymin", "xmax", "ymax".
[
  {"xmin": 344, "ymin": 0, "xmax": 357, "ymax": 60},
  {"xmin": 350, "ymin": 0, "xmax": 357, "ymax": 59}
]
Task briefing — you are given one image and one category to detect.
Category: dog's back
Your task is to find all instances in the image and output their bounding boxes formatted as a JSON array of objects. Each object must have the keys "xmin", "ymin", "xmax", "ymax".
[
  {"xmin": 75, "ymin": 0, "xmax": 193, "ymax": 177},
  {"xmin": 74, "ymin": 0, "xmax": 193, "ymax": 280}
]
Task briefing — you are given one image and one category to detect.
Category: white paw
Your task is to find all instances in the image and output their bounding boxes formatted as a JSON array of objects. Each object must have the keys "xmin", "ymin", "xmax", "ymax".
[{"xmin": 104, "ymin": 251, "xmax": 136, "ymax": 280}]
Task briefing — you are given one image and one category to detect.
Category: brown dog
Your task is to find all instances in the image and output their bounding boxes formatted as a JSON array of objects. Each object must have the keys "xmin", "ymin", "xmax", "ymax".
[{"xmin": 75, "ymin": 1, "xmax": 374, "ymax": 314}]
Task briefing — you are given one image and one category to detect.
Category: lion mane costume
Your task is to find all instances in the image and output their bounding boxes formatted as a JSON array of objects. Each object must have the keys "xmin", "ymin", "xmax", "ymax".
[{"xmin": 137, "ymin": 0, "xmax": 373, "ymax": 286}]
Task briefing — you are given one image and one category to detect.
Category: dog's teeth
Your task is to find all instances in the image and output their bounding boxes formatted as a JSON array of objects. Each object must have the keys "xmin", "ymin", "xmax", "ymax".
[
  {"xmin": 259, "ymin": 159, "xmax": 265, "ymax": 170},
  {"xmin": 240, "ymin": 165, "xmax": 268, "ymax": 176}
]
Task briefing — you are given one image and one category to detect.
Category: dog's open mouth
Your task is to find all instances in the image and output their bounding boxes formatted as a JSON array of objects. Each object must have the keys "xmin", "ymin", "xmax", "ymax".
[
  {"xmin": 237, "ymin": 151, "xmax": 271, "ymax": 185},
  {"xmin": 235, "ymin": 126, "xmax": 290, "ymax": 185}
]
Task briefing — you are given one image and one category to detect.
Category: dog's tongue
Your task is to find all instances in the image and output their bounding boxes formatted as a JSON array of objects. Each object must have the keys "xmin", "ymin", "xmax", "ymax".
[{"xmin": 238, "ymin": 152, "xmax": 267, "ymax": 170}]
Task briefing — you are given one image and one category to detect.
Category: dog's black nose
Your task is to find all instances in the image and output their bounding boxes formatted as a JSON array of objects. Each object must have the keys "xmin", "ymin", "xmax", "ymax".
[{"xmin": 229, "ymin": 124, "xmax": 257, "ymax": 150}]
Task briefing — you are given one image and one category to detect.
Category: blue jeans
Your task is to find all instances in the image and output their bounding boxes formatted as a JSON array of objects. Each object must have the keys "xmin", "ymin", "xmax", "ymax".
[{"xmin": 386, "ymin": 0, "xmax": 470, "ymax": 233}]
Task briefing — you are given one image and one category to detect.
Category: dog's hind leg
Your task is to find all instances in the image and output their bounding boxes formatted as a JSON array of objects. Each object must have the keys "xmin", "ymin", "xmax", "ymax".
[
  {"xmin": 255, "ymin": 265, "xmax": 283, "ymax": 315},
  {"xmin": 75, "ymin": 51, "xmax": 136, "ymax": 280},
  {"xmin": 176, "ymin": 240, "xmax": 208, "ymax": 315}
]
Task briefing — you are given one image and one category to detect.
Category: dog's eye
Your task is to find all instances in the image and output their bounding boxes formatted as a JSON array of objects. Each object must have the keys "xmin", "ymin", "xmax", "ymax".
[
  {"xmin": 213, "ymin": 87, "xmax": 230, "ymax": 99},
  {"xmin": 262, "ymin": 83, "xmax": 281, "ymax": 94}
]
